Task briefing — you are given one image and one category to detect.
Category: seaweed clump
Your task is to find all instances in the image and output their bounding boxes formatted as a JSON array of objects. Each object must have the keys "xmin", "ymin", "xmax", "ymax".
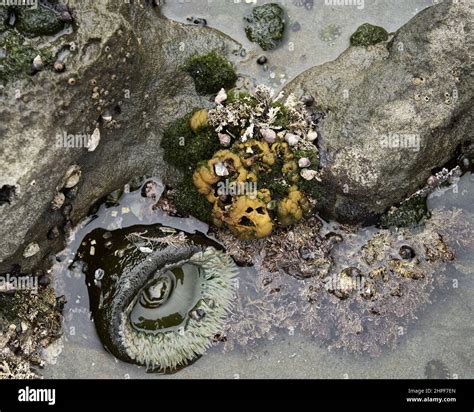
[
  {"xmin": 184, "ymin": 51, "xmax": 237, "ymax": 95},
  {"xmin": 0, "ymin": 30, "xmax": 54, "ymax": 83},
  {"xmin": 15, "ymin": 6, "xmax": 65, "ymax": 38},
  {"xmin": 0, "ymin": 286, "xmax": 63, "ymax": 378},
  {"xmin": 379, "ymin": 196, "xmax": 430, "ymax": 229},
  {"xmin": 244, "ymin": 3, "xmax": 285, "ymax": 51},
  {"xmin": 160, "ymin": 109, "xmax": 222, "ymax": 222},
  {"xmin": 0, "ymin": 7, "xmax": 9, "ymax": 33},
  {"xmin": 190, "ymin": 85, "xmax": 321, "ymax": 239},
  {"xmin": 350, "ymin": 23, "xmax": 388, "ymax": 47}
]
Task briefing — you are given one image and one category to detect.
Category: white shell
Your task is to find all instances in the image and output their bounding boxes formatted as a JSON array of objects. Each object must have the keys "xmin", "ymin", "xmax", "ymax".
[
  {"xmin": 51, "ymin": 192, "xmax": 65, "ymax": 210},
  {"xmin": 33, "ymin": 55, "xmax": 43, "ymax": 69},
  {"xmin": 307, "ymin": 130, "xmax": 318, "ymax": 142},
  {"xmin": 23, "ymin": 242, "xmax": 40, "ymax": 258},
  {"xmin": 218, "ymin": 133, "xmax": 231, "ymax": 147},
  {"xmin": 63, "ymin": 165, "xmax": 81, "ymax": 189},
  {"xmin": 88, "ymin": 128, "xmax": 101, "ymax": 152},
  {"xmin": 300, "ymin": 169, "xmax": 318, "ymax": 181},
  {"xmin": 101, "ymin": 111, "xmax": 113, "ymax": 123},
  {"xmin": 298, "ymin": 158, "xmax": 311, "ymax": 168},
  {"xmin": 215, "ymin": 88, "xmax": 228, "ymax": 104},
  {"xmin": 215, "ymin": 162, "xmax": 229, "ymax": 177},
  {"xmin": 285, "ymin": 133, "xmax": 300, "ymax": 146},
  {"xmin": 261, "ymin": 128, "xmax": 277, "ymax": 144}
]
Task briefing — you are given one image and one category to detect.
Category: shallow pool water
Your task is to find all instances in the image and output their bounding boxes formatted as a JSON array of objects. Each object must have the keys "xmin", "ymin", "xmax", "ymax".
[
  {"xmin": 161, "ymin": 0, "xmax": 433, "ymax": 89},
  {"xmin": 43, "ymin": 172, "xmax": 473, "ymax": 379},
  {"xmin": 42, "ymin": 1, "xmax": 473, "ymax": 379}
]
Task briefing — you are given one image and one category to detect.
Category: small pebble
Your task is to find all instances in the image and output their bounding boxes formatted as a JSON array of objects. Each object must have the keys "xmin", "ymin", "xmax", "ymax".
[
  {"xmin": 298, "ymin": 158, "xmax": 311, "ymax": 168},
  {"xmin": 186, "ymin": 17, "xmax": 207, "ymax": 26},
  {"xmin": 291, "ymin": 22, "xmax": 301, "ymax": 32},
  {"xmin": 257, "ymin": 55, "xmax": 268, "ymax": 65},
  {"xmin": 51, "ymin": 192, "xmax": 65, "ymax": 211},
  {"xmin": 32, "ymin": 55, "xmax": 43, "ymax": 70},
  {"xmin": 23, "ymin": 242, "xmax": 40, "ymax": 258},
  {"xmin": 38, "ymin": 275, "xmax": 50, "ymax": 287},
  {"xmin": 301, "ymin": 94, "xmax": 315, "ymax": 106}
]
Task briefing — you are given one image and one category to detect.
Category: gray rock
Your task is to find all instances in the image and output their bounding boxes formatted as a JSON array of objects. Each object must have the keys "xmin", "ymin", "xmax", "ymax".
[
  {"xmin": 0, "ymin": 0, "xmax": 239, "ymax": 272},
  {"xmin": 285, "ymin": 1, "xmax": 473, "ymax": 223}
]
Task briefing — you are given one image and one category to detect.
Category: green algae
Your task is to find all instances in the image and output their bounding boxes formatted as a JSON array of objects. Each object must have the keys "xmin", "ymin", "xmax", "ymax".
[
  {"xmin": 184, "ymin": 51, "xmax": 237, "ymax": 95},
  {"xmin": 350, "ymin": 23, "xmax": 388, "ymax": 47},
  {"xmin": 244, "ymin": 3, "xmax": 285, "ymax": 51},
  {"xmin": 160, "ymin": 110, "xmax": 221, "ymax": 173},
  {"xmin": 0, "ymin": 7, "xmax": 9, "ymax": 33},
  {"xmin": 0, "ymin": 30, "xmax": 54, "ymax": 83},
  {"xmin": 170, "ymin": 176, "xmax": 213, "ymax": 223},
  {"xmin": 15, "ymin": 6, "xmax": 64, "ymax": 38},
  {"xmin": 379, "ymin": 196, "xmax": 430, "ymax": 229}
]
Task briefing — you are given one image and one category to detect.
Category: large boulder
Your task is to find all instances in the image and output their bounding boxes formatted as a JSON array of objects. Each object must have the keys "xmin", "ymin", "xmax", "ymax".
[
  {"xmin": 285, "ymin": 1, "xmax": 473, "ymax": 223},
  {"xmin": 0, "ymin": 0, "xmax": 238, "ymax": 272}
]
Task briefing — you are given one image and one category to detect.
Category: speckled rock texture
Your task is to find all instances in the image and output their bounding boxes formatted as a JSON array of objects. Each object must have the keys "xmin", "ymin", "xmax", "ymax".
[
  {"xmin": 0, "ymin": 0, "xmax": 238, "ymax": 272},
  {"xmin": 285, "ymin": 1, "xmax": 473, "ymax": 223}
]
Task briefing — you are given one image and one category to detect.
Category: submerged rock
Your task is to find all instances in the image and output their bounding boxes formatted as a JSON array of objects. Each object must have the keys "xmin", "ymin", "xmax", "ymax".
[
  {"xmin": 350, "ymin": 23, "xmax": 388, "ymax": 47},
  {"xmin": 244, "ymin": 3, "xmax": 285, "ymax": 51},
  {"xmin": 15, "ymin": 6, "xmax": 65, "ymax": 38},
  {"xmin": 285, "ymin": 1, "xmax": 473, "ymax": 223},
  {"xmin": 219, "ymin": 207, "xmax": 463, "ymax": 356},
  {"xmin": 0, "ymin": 1, "xmax": 239, "ymax": 272}
]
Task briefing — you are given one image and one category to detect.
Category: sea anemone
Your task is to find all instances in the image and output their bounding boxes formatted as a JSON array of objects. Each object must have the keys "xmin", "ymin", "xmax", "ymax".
[{"xmin": 77, "ymin": 225, "xmax": 238, "ymax": 372}]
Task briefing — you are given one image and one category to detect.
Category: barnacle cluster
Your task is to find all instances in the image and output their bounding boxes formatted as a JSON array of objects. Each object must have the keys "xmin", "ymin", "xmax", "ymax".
[{"xmin": 190, "ymin": 85, "xmax": 321, "ymax": 238}]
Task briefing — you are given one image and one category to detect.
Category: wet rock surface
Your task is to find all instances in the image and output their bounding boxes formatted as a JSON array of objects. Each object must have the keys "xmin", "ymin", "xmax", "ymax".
[
  {"xmin": 285, "ymin": 1, "xmax": 473, "ymax": 223},
  {"xmin": 0, "ymin": 0, "xmax": 238, "ymax": 272}
]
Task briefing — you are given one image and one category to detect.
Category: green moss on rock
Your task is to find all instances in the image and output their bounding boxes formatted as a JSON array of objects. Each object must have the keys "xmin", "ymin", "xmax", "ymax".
[
  {"xmin": 1, "ymin": 31, "xmax": 35, "ymax": 81},
  {"xmin": 350, "ymin": 23, "xmax": 388, "ymax": 47},
  {"xmin": 15, "ymin": 6, "xmax": 64, "ymax": 38},
  {"xmin": 0, "ymin": 30, "xmax": 54, "ymax": 83},
  {"xmin": 170, "ymin": 175, "xmax": 213, "ymax": 223},
  {"xmin": 161, "ymin": 110, "xmax": 222, "ymax": 172},
  {"xmin": 258, "ymin": 157, "xmax": 289, "ymax": 201},
  {"xmin": 244, "ymin": 3, "xmax": 285, "ymax": 51},
  {"xmin": 184, "ymin": 51, "xmax": 237, "ymax": 95},
  {"xmin": 0, "ymin": 7, "xmax": 9, "ymax": 33},
  {"xmin": 379, "ymin": 196, "xmax": 430, "ymax": 229}
]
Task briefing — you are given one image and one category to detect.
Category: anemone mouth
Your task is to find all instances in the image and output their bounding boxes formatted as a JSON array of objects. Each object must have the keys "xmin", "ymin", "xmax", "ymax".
[{"xmin": 130, "ymin": 263, "xmax": 207, "ymax": 334}]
